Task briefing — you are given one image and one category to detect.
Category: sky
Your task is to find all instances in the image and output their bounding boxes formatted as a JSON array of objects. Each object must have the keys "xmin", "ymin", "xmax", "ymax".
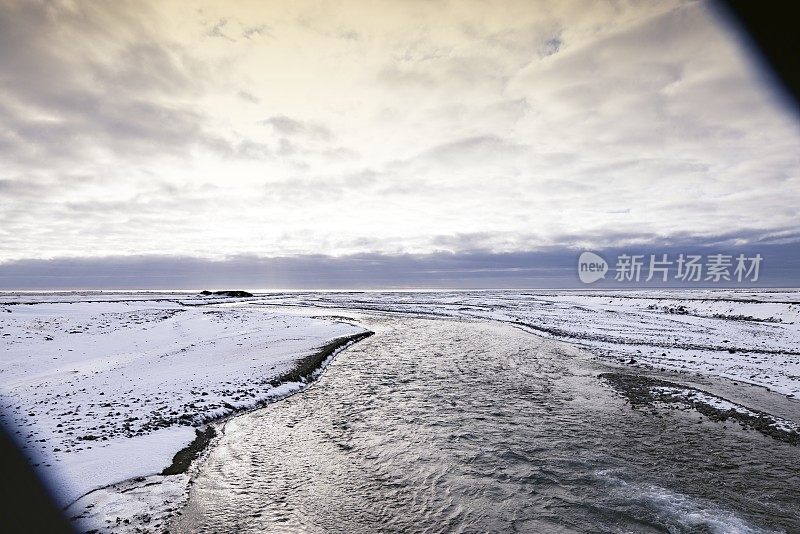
[{"xmin": 0, "ymin": 0, "xmax": 798, "ymax": 288}]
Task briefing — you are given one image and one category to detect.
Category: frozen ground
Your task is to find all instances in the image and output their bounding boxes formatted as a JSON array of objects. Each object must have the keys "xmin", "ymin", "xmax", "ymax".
[
  {"xmin": 1, "ymin": 289, "xmax": 798, "ymax": 531},
  {"xmin": 255, "ymin": 289, "xmax": 800, "ymax": 397},
  {"xmin": 0, "ymin": 294, "xmax": 365, "ymax": 506}
]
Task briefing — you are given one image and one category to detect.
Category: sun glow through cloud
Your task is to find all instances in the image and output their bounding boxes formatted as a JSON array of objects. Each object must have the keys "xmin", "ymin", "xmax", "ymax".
[{"xmin": 0, "ymin": 0, "xmax": 798, "ymax": 263}]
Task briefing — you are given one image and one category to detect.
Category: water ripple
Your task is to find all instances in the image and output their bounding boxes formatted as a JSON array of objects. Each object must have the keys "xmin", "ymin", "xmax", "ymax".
[{"xmin": 175, "ymin": 318, "xmax": 798, "ymax": 533}]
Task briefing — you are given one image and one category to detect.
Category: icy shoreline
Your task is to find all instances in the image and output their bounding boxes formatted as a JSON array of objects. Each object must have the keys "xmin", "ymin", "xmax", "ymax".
[
  {"xmin": 64, "ymin": 330, "xmax": 374, "ymax": 533},
  {"xmin": 601, "ymin": 372, "xmax": 800, "ymax": 444},
  {"xmin": 0, "ymin": 295, "xmax": 367, "ymax": 507},
  {"xmin": 2, "ymin": 289, "xmax": 798, "ymax": 531},
  {"xmin": 255, "ymin": 289, "xmax": 800, "ymax": 397}
]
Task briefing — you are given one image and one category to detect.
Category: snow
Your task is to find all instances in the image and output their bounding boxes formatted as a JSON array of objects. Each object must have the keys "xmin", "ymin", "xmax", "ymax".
[
  {"xmin": 651, "ymin": 385, "xmax": 799, "ymax": 434},
  {"xmin": 50, "ymin": 426, "xmax": 196, "ymax": 509},
  {"xmin": 66, "ymin": 472, "xmax": 192, "ymax": 533},
  {"xmin": 0, "ymin": 296, "xmax": 365, "ymax": 505},
  {"xmin": 253, "ymin": 289, "xmax": 800, "ymax": 396},
  {"xmin": 1, "ymin": 288, "xmax": 798, "ymax": 528}
]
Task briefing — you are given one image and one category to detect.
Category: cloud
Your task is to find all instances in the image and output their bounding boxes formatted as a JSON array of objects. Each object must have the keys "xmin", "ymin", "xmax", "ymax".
[
  {"xmin": 205, "ymin": 18, "xmax": 235, "ymax": 41},
  {"xmin": 237, "ymin": 90, "xmax": 260, "ymax": 103},
  {"xmin": 0, "ymin": 1, "xmax": 229, "ymax": 169},
  {"xmin": 406, "ymin": 135, "xmax": 527, "ymax": 170},
  {"xmin": 538, "ymin": 36, "xmax": 562, "ymax": 58},
  {"xmin": 259, "ymin": 115, "xmax": 333, "ymax": 140},
  {"xmin": 0, "ymin": 0, "xmax": 797, "ymax": 267},
  {"xmin": 1, "ymin": 242, "xmax": 797, "ymax": 290},
  {"xmin": 242, "ymin": 24, "xmax": 271, "ymax": 39}
]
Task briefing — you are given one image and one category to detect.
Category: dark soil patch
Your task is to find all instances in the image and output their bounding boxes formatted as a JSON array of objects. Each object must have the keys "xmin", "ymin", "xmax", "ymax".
[
  {"xmin": 271, "ymin": 331, "xmax": 374, "ymax": 385},
  {"xmin": 600, "ymin": 372, "xmax": 800, "ymax": 445},
  {"xmin": 161, "ymin": 427, "xmax": 217, "ymax": 476},
  {"xmin": 160, "ymin": 331, "xmax": 373, "ymax": 476},
  {"xmin": 199, "ymin": 290, "xmax": 254, "ymax": 298}
]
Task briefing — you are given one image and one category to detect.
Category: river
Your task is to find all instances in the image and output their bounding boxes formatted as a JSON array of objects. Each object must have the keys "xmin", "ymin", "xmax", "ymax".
[{"xmin": 174, "ymin": 316, "xmax": 800, "ymax": 533}]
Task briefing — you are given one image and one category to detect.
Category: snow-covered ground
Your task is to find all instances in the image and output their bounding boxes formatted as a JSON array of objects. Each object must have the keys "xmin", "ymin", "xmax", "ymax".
[
  {"xmin": 0, "ymin": 295, "xmax": 365, "ymax": 506},
  {"xmin": 1, "ymin": 289, "xmax": 798, "ymax": 531},
  {"xmin": 255, "ymin": 289, "xmax": 800, "ymax": 397}
]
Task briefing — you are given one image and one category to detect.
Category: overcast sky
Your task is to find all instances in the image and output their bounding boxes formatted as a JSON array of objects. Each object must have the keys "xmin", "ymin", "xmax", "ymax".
[{"xmin": 0, "ymin": 0, "xmax": 798, "ymax": 287}]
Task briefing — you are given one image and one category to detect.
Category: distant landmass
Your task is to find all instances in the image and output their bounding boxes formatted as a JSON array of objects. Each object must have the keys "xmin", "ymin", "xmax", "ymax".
[{"xmin": 199, "ymin": 290, "xmax": 254, "ymax": 298}]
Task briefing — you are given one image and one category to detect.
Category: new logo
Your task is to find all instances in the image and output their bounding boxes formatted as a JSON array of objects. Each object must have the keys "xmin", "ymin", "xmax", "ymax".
[{"xmin": 578, "ymin": 251, "xmax": 608, "ymax": 284}]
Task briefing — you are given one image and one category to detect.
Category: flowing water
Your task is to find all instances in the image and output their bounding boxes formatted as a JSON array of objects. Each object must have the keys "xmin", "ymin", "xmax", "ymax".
[{"xmin": 175, "ymin": 317, "xmax": 800, "ymax": 533}]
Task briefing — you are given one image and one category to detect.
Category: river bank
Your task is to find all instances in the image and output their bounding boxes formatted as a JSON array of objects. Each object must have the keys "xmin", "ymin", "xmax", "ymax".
[
  {"xmin": 0, "ymin": 293, "xmax": 367, "ymax": 508},
  {"xmin": 258, "ymin": 289, "xmax": 800, "ymax": 397},
  {"xmin": 173, "ymin": 315, "xmax": 800, "ymax": 533},
  {"xmin": 4, "ymin": 290, "xmax": 798, "ymax": 532},
  {"xmin": 66, "ymin": 330, "xmax": 374, "ymax": 532}
]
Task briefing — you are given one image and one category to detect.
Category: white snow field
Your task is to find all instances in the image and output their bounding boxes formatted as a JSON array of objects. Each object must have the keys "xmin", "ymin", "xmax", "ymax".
[
  {"xmin": 1, "ymin": 289, "xmax": 798, "ymax": 530},
  {"xmin": 257, "ymin": 289, "xmax": 800, "ymax": 397},
  {"xmin": 0, "ymin": 294, "xmax": 366, "ymax": 506}
]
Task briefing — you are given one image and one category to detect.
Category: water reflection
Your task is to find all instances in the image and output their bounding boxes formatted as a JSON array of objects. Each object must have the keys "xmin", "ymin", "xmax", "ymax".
[{"xmin": 176, "ymin": 317, "xmax": 799, "ymax": 533}]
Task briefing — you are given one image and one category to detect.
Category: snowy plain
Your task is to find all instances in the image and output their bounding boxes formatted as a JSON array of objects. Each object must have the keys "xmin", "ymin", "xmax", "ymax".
[
  {"xmin": 0, "ymin": 293, "xmax": 365, "ymax": 506},
  {"xmin": 258, "ymin": 289, "xmax": 800, "ymax": 396},
  {"xmin": 1, "ymin": 289, "xmax": 799, "ymax": 531}
]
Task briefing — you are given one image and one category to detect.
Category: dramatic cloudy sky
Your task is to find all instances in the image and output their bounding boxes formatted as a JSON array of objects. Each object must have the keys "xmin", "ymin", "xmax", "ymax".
[{"xmin": 0, "ymin": 0, "xmax": 798, "ymax": 287}]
